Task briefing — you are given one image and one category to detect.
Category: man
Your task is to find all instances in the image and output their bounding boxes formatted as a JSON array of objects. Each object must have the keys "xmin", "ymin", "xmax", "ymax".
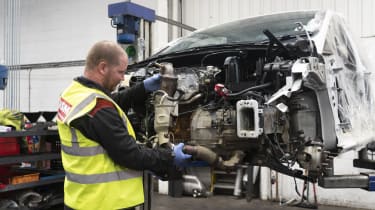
[{"xmin": 57, "ymin": 40, "xmax": 191, "ymax": 210}]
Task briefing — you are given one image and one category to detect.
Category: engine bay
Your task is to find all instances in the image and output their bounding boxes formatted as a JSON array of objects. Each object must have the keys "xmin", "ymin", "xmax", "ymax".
[{"xmin": 124, "ymin": 31, "xmax": 339, "ymax": 181}]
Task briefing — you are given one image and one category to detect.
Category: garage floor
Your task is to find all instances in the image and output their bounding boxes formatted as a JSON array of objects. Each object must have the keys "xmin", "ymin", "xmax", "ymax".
[
  {"xmin": 50, "ymin": 193, "xmax": 364, "ymax": 210},
  {"xmin": 151, "ymin": 193, "xmax": 364, "ymax": 210}
]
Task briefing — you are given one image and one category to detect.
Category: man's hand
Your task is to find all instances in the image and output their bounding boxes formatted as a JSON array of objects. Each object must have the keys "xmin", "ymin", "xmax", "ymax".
[
  {"xmin": 143, "ymin": 74, "xmax": 161, "ymax": 92},
  {"xmin": 173, "ymin": 143, "xmax": 192, "ymax": 167}
]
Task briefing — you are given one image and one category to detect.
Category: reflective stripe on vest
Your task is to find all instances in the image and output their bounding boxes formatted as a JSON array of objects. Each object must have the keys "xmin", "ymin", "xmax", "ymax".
[
  {"xmin": 63, "ymin": 92, "xmax": 129, "ymax": 128},
  {"xmin": 63, "ymin": 93, "xmax": 97, "ymax": 124},
  {"xmin": 61, "ymin": 128, "xmax": 105, "ymax": 156},
  {"xmin": 66, "ymin": 169, "xmax": 142, "ymax": 184}
]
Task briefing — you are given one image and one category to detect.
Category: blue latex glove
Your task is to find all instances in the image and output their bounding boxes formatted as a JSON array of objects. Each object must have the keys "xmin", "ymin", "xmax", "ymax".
[
  {"xmin": 173, "ymin": 143, "xmax": 192, "ymax": 167},
  {"xmin": 143, "ymin": 74, "xmax": 161, "ymax": 92}
]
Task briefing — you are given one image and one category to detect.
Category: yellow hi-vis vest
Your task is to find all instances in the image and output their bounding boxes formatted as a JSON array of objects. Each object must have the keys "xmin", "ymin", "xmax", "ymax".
[{"xmin": 57, "ymin": 81, "xmax": 144, "ymax": 210}]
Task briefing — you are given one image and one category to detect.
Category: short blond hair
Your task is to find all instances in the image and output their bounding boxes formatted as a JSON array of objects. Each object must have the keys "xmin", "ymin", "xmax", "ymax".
[{"xmin": 85, "ymin": 40, "xmax": 126, "ymax": 70}]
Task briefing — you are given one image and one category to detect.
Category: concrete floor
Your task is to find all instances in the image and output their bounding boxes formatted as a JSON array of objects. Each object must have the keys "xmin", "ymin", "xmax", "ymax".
[
  {"xmin": 50, "ymin": 192, "xmax": 365, "ymax": 210},
  {"xmin": 151, "ymin": 193, "xmax": 364, "ymax": 210}
]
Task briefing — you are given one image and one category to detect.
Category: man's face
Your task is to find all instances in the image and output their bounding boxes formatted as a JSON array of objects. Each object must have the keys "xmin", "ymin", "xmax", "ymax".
[{"xmin": 102, "ymin": 55, "xmax": 127, "ymax": 92}]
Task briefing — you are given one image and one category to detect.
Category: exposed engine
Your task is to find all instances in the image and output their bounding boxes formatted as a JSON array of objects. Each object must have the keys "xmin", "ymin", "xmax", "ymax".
[{"xmin": 127, "ymin": 31, "xmax": 337, "ymax": 181}]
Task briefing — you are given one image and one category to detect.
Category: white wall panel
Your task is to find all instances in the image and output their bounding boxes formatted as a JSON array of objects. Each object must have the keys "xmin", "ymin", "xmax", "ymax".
[
  {"xmin": 0, "ymin": 0, "xmax": 158, "ymax": 111},
  {"xmin": 335, "ymin": 0, "xmax": 349, "ymax": 20},
  {"xmin": 181, "ymin": 0, "xmax": 374, "ymax": 39},
  {"xmin": 152, "ymin": 0, "xmax": 169, "ymax": 53},
  {"xmin": 347, "ymin": 0, "xmax": 362, "ymax": 35},
  {"xmin": 0, "ymin": 0, "xmax": 3, "ymax": 107},
  {"xmin": 19, "ymin": 67, "xmax": 80, "ymax": 111},
  {"xmin": 19, "ymin": 0, "xmax": 120, "ymax": 64},
  {"xmin": 170, "ymin": 0, "xmax": 181, "ymax": 40},
  {"xmin": 207, "ymin": 0, "xmax": 218, "ymax": 27},
  {"xmin": 361, "ymin": 0, "xmax": 375, "ymax": 37},
  {"xmin": 0, "ymin": 0, "xmax": 6, "ymax": 109},
  {"xmin": 0, "ymin": 2, "xmax": 4, "ymax": 63},
  {"xmin": 262, "ymin": 0, "xmax": 272, "ymax": 14},
  {"xmin": 322, "ymin": 0, "xmax": 335, "ymax": 10},
  {"xmin": 249, "ymin": 0, "xmax": 263, "ymax": 17},
  {"xmin": 237, "ymin": 0, "xmax": 249, "ymax": 19},
  {"xmin": 309, "ymin": 0, "xmax": 322, "ymax": 10},
  {"xmin": 285, "ymin": 0, "xmax": 298, "ymax": 11}
]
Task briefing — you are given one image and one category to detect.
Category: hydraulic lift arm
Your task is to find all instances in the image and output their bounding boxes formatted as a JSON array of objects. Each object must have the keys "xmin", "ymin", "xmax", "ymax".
[
  {"xmin": 319, "ymin": 148, "xmax": 375, "ymax": 191},
  {"xmin": 319, "ymin": 173, "xmax": 375, "ymax": 191}
]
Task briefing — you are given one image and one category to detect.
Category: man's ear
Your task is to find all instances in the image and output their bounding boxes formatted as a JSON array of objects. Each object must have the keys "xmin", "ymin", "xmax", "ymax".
[{"xmin": 98, "ymin": 61, "xmax": 107, "ymax": 75}]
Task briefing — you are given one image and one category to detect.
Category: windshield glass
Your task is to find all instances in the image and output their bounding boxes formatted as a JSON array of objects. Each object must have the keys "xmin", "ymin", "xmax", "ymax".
[{"xmin": 157, "ymin": 11, "xmax": 319, "ymax": 55}]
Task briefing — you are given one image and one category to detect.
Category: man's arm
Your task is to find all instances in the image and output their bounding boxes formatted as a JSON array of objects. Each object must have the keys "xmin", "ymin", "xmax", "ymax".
[
  {"xmin": 70, "ymin": 98, "xmax": 174, "ymax": 175},
  {"xmin": 111, "ymin": 83, "xmax": 148, "ymax": 114}
]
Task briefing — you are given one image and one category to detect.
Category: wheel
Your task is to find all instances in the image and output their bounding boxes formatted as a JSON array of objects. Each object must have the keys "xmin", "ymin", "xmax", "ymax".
[{"xmin": 192, "ymin": 189, "xmax": 199, "ymax": 198}]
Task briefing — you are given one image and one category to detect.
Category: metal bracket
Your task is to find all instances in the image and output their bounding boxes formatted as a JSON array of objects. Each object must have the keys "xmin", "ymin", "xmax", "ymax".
[{"xmin": 236, "ymin": 100, "xmax": 263, "ymax": 138}]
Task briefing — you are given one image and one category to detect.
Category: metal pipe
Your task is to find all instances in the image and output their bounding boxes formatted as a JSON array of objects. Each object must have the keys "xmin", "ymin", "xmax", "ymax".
[
  {"xmin": 183, "ymin": 145, "xmax": 221, "ymax": 167},
  {"xmin": 318, "ymin": 175, "xmax": 369, "ymax": 188},
  {"xmin": 8, "ymin": 60, "xmax": 85, "ymax": 70},
  {"xmin": 155, "ymin": 15, "xmax": 196, "ymax": 32},
  {"xmin": 28, "ymin": 68, "xmax": 32, "ymax": 111},
  {"xmin": 178, "ymin": 93, "xmax": 203, "ymax": 104},
  {"xmin": 183, "ymin": 145, "xmax": 244, "ymax": 170}
]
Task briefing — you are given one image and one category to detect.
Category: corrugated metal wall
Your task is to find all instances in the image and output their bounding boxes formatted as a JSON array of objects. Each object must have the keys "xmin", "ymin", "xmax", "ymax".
[{"xmin": 181, "ymin": 0, "xmax": 375, "ymax": 38}]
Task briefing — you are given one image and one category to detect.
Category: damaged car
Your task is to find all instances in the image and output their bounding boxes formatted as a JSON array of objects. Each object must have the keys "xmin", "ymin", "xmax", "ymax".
[{"xmin": 124, "ymin": 10, "xmax": 375, "ymax": 185}]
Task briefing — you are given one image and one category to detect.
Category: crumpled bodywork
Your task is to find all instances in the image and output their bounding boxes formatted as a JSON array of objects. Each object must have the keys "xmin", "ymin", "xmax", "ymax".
[{"xmin": 125, "ymin": 10, "xmax": 375, "ymax": 181}]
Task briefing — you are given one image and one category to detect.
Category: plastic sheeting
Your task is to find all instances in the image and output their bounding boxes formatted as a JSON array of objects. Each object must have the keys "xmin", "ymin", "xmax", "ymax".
[{"xmin": 309, "ymin": 11, "xmax": 375, "ymax": 153}]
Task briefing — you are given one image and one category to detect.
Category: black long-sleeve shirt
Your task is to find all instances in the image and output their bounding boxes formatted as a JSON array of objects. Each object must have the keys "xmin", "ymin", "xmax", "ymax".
[{"xmin": 69, "ymin": 76, "xmax": 174, "ymax": 177}]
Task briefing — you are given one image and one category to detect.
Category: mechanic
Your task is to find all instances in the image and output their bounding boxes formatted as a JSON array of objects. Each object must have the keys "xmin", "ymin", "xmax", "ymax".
[{"xmin": 57, "ymin": 40, "xmax": 191, "ymax": 210}]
